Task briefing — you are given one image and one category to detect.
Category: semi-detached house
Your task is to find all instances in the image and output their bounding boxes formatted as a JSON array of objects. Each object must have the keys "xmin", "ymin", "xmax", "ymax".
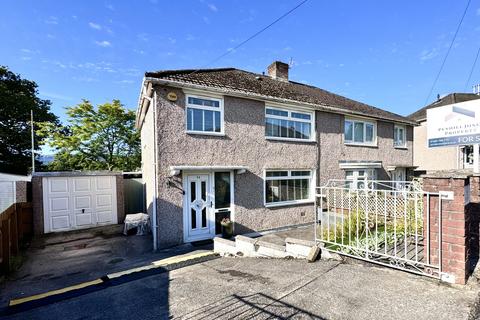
[{"xmin": 136, "ymin": 61, "xmax": 416, "ymax": 249}]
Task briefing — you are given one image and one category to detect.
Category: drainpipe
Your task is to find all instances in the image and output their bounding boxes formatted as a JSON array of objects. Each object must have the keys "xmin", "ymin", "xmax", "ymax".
[{"xmin": 152, "ymin": 90, "xmax": 159, "ymax": 251}]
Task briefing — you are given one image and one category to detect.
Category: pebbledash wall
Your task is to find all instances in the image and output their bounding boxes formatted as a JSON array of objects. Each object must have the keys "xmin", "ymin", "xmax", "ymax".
[
  {"xmin": 317, "ymin": 111, "xmax": 413, "ymax": 185},
  {"xmin": 145, "ymin": 85, "xmax": 414, "ymax": 248},
  {"xmin": 151, "ymin": 86, "xmax": 317, "ymax": 248}
]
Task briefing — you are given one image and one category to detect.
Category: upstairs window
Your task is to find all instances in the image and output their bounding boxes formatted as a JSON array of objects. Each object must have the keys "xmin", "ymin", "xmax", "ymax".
[
  {"xmin": 344, "ymin": 118, "xmax": 376, "ymax": 145},
  {"xmin": 394, "ymin": 124, "xmax": 406, "ymax": 148},
  {"xmin": 265, "ymin": 107, "xmax": 313, "ymax": 141},
  {"xmin": 265, "ymin": 170, "xmax": 313, "ymax": 205},
  {"xmin": 186, "ymin": 95, "xmax": 223, "ymax": 134}
]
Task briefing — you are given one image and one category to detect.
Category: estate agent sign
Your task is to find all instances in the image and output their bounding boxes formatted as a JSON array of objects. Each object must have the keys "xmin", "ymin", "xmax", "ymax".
[{"xmin": 427, "ymin": 99, "xmax": 480, "ymax": 148}]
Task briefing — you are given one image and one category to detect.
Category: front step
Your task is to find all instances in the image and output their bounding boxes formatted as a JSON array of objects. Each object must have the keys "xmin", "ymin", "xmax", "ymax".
[{"xmin": 214, "ymin": 235, "xmax": 321, "ymax": 260}]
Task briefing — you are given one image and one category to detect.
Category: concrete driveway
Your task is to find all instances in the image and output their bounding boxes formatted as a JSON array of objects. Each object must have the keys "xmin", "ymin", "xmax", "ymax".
[
  {"xmin": 4, "ymin": 257, "xmax": 479, "ymax": 320},
  {"xmin": 0, "ymin": 225, "xmax": 211, "ymax": 307}
]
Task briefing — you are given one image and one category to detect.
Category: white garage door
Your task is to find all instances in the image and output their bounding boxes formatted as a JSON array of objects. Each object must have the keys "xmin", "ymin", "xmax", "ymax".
[{"xmin": 43, "ymin": 176, "xmax": 118, "ymax": 233}]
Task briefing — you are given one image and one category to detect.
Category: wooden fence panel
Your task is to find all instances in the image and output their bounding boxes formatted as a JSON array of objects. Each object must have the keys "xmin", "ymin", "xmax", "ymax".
[{"xmin": 0, "ymin": 202, "xmax": 33, "ymax": 274}]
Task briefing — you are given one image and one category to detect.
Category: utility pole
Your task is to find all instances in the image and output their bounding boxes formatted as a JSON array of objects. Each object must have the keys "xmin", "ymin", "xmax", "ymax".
[{"xmin": 31, "ymin": 109, "xmax": 35, "ymax": 173}]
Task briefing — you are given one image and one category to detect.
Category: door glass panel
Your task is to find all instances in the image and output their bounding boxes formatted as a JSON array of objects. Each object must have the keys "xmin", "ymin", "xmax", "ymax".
[
  {"xmin": 214, "ymin": 172, "xmax": 231, "ymax": 209},
  {"xmin": 190, "ymin": 181, "xmax": 196, "ymax": 201},
  {"xmin": 191, "ymin": 209, "xmax": 196, "ymax": 229},
  {"xmin": 201, "ymin": 181, "xmax": 206, "ymax": 201},
  {"xmin": 201, "ymin": 208, "xmax": 207, "ymax": 228}
]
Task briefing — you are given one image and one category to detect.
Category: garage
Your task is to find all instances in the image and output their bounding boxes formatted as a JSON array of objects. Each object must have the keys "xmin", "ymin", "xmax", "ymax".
[{"xmin": 32, "ymin": 172, "xmax": 124, "ymax": 234}]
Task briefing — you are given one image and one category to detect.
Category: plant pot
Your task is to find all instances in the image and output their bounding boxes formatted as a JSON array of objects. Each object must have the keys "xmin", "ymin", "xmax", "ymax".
[{"xmin": 221, "ymin": 223, "xmax": 233, "ymax": 239}]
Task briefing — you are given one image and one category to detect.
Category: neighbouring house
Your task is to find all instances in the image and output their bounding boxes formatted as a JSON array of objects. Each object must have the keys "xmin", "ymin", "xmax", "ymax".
[
  {"xmin": 136, "ymin": 61, "xmax": 416, "ymax": 248},
  {"xmin": 409, "ymin": 93, "xmax": 480, "ymax": 173}
]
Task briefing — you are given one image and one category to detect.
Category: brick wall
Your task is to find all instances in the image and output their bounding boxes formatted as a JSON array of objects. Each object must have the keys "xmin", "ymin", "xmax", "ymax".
[{"xmin": 423, "ymin": 175, "xmax": 475, "ymax": 284}]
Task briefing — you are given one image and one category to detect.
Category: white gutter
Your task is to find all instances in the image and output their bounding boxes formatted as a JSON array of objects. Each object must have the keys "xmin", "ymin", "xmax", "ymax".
[{"xmin": 141, "ymin": 77, "xmax": 418, "ymax": 127}]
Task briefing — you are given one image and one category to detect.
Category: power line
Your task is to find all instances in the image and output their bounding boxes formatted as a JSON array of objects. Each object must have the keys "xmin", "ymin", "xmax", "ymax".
[
  {"xmin": 464, "ymin": 45, "xmax": 480, "ymax": 92},
  {"xmin": 424, "ymin": 0, "xmax": 471, "ymax": 105},
  {"xmin": 189, "ymin": 0, "xmax": 309, "ymax": 75}
]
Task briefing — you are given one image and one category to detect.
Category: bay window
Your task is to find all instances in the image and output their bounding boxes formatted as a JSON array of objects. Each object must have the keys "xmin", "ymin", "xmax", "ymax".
[
  {"xmin": 265, "ymin": 170, "xmax": 313, "ymax": 206},
  {"xmin": 344, "ymin": 118, "xmax": 376, "ymax": 145},
  {"xmin": 186, "ymin": 95, "xmax": 223, "ymax": 134},
  {"xmin": 265, "ymin": 107, "xmax": 314, "ymax": 141}
]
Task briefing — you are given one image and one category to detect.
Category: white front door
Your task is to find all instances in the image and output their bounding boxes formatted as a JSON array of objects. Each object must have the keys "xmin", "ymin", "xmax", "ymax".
[{"xmin": 185, "ymin": 174, "xmax": 214, "ymax": 241}]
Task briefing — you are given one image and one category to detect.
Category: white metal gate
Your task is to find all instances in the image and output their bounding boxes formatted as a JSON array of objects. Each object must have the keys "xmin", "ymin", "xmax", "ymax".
[{"xmin": 315, "ymin": 180, "xmax": 444, "ymax": 279}]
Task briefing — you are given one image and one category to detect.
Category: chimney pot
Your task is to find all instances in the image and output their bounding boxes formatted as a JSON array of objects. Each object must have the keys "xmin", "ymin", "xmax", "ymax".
[{"xmin": 267, "ymin": 61, "xmax": 289, "ymax": 81}]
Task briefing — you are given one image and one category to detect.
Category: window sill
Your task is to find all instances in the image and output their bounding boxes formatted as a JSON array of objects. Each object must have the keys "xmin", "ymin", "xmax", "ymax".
[
  {"xmin": 265, "ymin": 137, "xmax": 317, "ymax": 143},
  {"xmin": 394, "ymin": 146, "xmax": 408, "ymax": 150},
  {"xmin": 186, "ymin": 131, "xmax": 225, "ymax": 137},
  {"xmin": 344, "ymin": 142, "xmax": 378, "ymax": 148},
  {"xmin": 265, "ymin": 200, "xmax": 314, "ymax": 208}
]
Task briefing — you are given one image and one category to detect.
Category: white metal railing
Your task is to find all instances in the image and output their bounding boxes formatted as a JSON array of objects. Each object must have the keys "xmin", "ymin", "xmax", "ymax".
[{"xmin": 315, "ymin": 180, "xmax": 443, "ymax": 279}]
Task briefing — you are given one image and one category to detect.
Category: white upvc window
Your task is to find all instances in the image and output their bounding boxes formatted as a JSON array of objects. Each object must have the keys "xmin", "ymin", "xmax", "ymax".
[
  {"xmin": 345, "ymin": 169, "xmax": 376, "ymax": 189},
  {"xmin": 185, "ymin": 94, "xmax": 224, "ymax": 135},
  {"xmin": 264, "ymin": 170, "xmax": 314, "ymax": 206},
  {"xmin": 265, "ymin": 107, "xmax": 314, "ymax": 141},
  {"xmin": 394, "ymin": 124, "xmax": 406, "ymax": 148},
  {"xmin": 344, "ymin": 118, "xmax": 376, "ymax": 145}
]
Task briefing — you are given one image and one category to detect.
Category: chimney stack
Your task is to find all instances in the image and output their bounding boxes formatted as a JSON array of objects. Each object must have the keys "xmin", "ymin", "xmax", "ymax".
[{"xmin": 267, "ymin": 61, "xmax": 289, "ymax": 81}]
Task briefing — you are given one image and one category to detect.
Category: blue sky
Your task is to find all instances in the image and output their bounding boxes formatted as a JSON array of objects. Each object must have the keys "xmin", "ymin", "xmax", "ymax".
[{"xmin": 1, "ymin": 0, "xmax": 480, "ymax": 124}]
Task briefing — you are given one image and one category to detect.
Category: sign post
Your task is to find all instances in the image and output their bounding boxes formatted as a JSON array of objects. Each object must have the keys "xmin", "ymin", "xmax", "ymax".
[{"xmin": 427, "ymin": 99, "xmax": 480, "ymax": 172}]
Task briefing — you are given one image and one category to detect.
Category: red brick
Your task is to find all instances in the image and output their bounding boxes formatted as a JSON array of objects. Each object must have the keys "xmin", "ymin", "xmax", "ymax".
[
  {"xmin": 447, "ymin": 259, "xmax": 468, "ymax": 269},
  {"xmin": 442, "ymin": 227, "xmax": 466, "ymax": 237},
  {"xmin": 447, "ymin": 212, "xmax": 466, "ymax": 221},
  {"xmin": 445, "ymin": 251, "xmax": 466, "ymax": 261},
  {"xmin": 443, "ymin": 239, "xmax": 466, "ymax": 248},
  {"xmin": 442, "ymin": 220, "xmax": 466, "ymax": 229},
  {"xmin": 449, "ymin": 243, "xmax": 467, "ymax": 252}
]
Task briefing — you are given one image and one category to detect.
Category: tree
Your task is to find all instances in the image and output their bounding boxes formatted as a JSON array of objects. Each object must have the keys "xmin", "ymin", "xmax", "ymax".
[
  {"xmin": 38, "ymin": 99, "xmax": 140, "ymax": 171},
  {"xmin": 0, "ymin": 66, "xmax": 58, "ymax": 175}
]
